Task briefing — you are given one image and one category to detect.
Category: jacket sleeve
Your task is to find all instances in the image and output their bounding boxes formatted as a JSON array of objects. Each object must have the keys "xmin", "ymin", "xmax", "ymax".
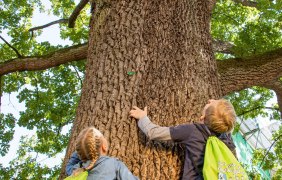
[
  {"xmin": 116, "ymin": 160, "xmax": 139, "ymax": 180},
  {"xmin": 138, "ymin": 116, "xmax": 172, "ymax": 141},
  {"xmin": 65, "ymin": 152, "xmax": 82, "ymax": 176}
]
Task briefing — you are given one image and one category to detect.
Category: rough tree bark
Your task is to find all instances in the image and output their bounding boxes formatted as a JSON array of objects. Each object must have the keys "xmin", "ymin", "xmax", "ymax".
[{"xmin": 60, "ymin": 1, "xmax": 222, "ymax": 179}]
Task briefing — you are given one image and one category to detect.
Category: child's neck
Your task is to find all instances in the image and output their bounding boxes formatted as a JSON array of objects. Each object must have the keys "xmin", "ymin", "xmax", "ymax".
[{"xmin": 100, "ymin": 151, "xmax": 108, "ymax": 156}]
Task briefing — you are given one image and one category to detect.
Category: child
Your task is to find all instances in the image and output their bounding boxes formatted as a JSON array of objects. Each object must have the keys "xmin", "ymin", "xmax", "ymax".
[
  {"xmin": 129, "ymin": 99, "xmax": 237, "ymax": 180},
  {"xmin": 65, "ymin": 127, "xmax": 138, "ymax": 180}
]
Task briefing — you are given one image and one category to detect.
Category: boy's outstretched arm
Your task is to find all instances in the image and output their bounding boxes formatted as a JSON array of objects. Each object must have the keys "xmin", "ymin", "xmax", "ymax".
[{"xmin": 130, "ymin": 106, "xmax": 172, "ymax": 141}]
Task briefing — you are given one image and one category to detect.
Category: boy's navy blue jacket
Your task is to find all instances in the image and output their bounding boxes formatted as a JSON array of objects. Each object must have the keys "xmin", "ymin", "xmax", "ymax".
[{"xmin": 170, "ymin": 123, "xmax": 236, "ymax": 180}]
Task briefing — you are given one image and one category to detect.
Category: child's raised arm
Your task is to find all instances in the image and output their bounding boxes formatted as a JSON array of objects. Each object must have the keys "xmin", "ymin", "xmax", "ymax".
[
  {"xmin": 130, "ymin": 106, "xmax": 171, "ymax": 141},
  {"xmin": 65, "ymin": 152, "xmax": 82, "ymax": 176},
  {"xmin": 129, "ymin": 106, "xmax": 147, "ymax": 119}
]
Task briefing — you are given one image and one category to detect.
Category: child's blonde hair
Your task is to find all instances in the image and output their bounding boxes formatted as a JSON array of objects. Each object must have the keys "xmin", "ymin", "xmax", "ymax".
[
  {"xmin": 204, "ymin": 99, "xmax": 236, "ymax": 133},
  {"xmin": 72, "ymin": 127, "xmax": 103, "ymax": 175}
]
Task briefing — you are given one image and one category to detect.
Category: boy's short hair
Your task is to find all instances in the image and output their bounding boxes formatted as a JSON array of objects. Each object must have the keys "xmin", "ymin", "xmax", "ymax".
[{"xmin": 204, "ymin": 99, "xmax": 236, "ymax": 133}]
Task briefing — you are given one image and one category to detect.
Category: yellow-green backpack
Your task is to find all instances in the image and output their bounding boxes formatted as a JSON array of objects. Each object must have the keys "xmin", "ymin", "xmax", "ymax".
[
  {"xmin": 64, "ymin": 171, "xmax": 88, "ymax": 180},
  {"xmin": 195, "ymin": 124, "xmax": 249, "ymax": 180}
]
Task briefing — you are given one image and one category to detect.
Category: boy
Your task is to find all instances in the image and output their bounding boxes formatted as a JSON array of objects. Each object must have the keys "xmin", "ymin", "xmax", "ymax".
[{"xmin": 129, "ymin": 99, "xmax": 237, "ymax": 180}]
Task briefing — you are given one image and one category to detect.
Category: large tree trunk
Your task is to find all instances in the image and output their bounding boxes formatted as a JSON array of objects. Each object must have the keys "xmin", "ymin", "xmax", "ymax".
[{"xmin": 60, "ymin": 1, "xmax": 221, "ymax": 179}]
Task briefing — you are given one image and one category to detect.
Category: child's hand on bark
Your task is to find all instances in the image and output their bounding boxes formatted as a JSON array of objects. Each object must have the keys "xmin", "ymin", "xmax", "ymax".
[{"xmin": 129, "ymin": 106, "xmax": 147, "ymax": 119}]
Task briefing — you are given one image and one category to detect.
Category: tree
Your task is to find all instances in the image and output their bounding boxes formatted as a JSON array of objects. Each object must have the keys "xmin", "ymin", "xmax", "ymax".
[{"xmin": 0, "ymin": 0, "xmax": 281, "ymax": 179}]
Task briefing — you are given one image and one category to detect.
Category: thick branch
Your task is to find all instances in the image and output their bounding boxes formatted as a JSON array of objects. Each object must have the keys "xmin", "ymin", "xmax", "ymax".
[
  {"xmin": 218, "ymin": 48, "xmax": 282, "ymax": 95},
  {"xmin": 233, "ymin": 0, "xmax": 257, "ymax": 8},
  {"xmin": 218, "ymin": 48, "xmax": 282, "ymax": 118},
  {"xmin": 0, "ymin": 43, "xmax": 87, "ymax": 76},
  {"xmin": 68, "ymin": 0, "xmax": 89, "ymax": 28},
  {"xmin": 0, "ymin": 35, "xmax": 22, "ymax": 58}
]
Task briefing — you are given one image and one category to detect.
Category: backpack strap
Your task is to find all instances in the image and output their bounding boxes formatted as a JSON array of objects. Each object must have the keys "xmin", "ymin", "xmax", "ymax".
[
  {"xmin": 194, "ymin": 123, "xmax": 212, "ymax": 140},
  {"xmin": 79, "ymin": 161, "xmax": 84, "ymax": 168},
  {"xmin": 193, "ymin": 124, "xmax": 238, "ymax": 172},
  {"xmin": 186, "ymin": 123, "xmax": 212, "ymax": 176},
  {"xmin": 191, "ymin": 124, "xmax": 222, "ymax": 176}
]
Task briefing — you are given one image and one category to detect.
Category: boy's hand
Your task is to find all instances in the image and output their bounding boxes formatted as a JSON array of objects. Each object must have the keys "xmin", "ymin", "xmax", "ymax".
[{"xmin": 129, "ymin": 106, "xmax": 147, "ymax": 119}]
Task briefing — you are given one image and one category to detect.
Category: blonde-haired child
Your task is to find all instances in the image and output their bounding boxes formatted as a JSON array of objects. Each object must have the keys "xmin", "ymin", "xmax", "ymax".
[
  {"xmin": 130, "ymin": 99, "xmax": 237, "ymax": 180},
  {"xmin": 202, "ymin": 99, "xmax": 236, "ymax": 133},
  {"xmin": 66, "ymin": 127, "xmax": 138, "ymax": 180}
]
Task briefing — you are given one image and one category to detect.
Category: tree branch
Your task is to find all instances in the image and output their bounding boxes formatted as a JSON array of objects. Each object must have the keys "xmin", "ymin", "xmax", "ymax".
[
  {"xmin": 237, "ymin": 106, "xmax": 280, "ymax": 117},
  {"xmin": 0, "ymin": 35, "xmax": 23, "ymax": 58},
  {"xmin": 259, "ymin": 133, "xmax": 282, "ymax": 168},
  {"xmin": 29, "ymin": 19, "xmax": 69, "ymax": 32},
  {"xmin": 29, "ymin": 0, "xmax": 89, "ymax": 32},
  {"xmin": 218, "ymin": 48, "xmax": 282, "ymax": 95},
  {"xmin": 218, "ymin": 48, "xmax": 282, "ymax": 118},
  {"xmin": 68, "ymin": 0, "xmax": 89, "ymax": 28},
  {"xmin": 71, "ymin": 64, "xmax": 83, "ymax": 87},
  {"xmin": 232, "ymin": 0, "xmax": 257, "ymax": 8},
  {"xmin": 0, "ymin": 43, "xmax": 88, "ymax": 76}
]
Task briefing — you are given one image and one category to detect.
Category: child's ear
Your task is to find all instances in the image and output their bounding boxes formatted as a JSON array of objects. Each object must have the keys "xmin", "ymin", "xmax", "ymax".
[
  {"xmin": 200, "ymin": 115, "xmax": 204, "ymax": 121},
  {"xmin": 102, "ymin": 143, "xmax": 107, "ymax": 153},
  {"xmin": 101, "ymin": 138, "xmax": 108, "ymax": 153}
]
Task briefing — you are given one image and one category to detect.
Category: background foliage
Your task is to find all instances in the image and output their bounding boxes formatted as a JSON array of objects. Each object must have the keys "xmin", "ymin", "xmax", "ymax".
[{"xmin": 0, "ymin": 0, "xmax": 281, "ymax": 179}]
